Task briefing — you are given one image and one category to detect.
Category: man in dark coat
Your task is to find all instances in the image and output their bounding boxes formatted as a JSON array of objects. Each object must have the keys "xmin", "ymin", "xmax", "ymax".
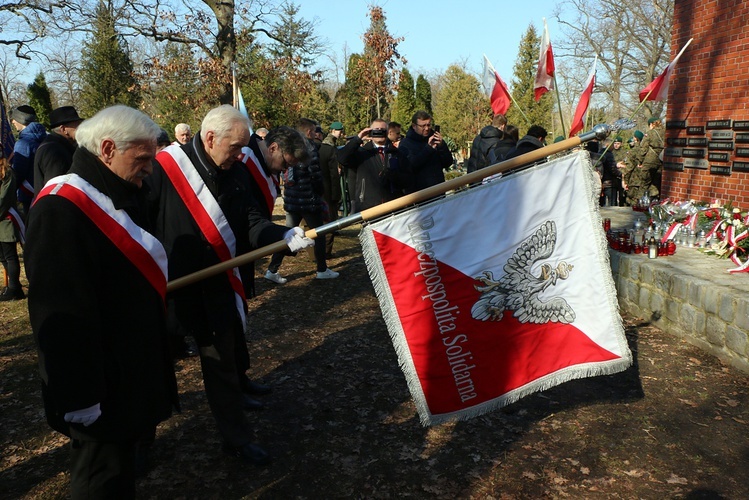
[
  {"xmin": 503, "ymin": 125, "xmax": 548, "ymax": 160},
  {"xmin": 336, "ymin": 118, "xmax": 412, "ymax": 212},
  {"xmin": 33, "ymin": 106, "xmax": 84, "ymax": 194},
  {"xmin": 318, "ymin": 121, "xmax": 344, "ymax": 257},
  {"xmin": 398, "ymin": 110, "xmax": 453, "ymax": 191},
  {"xmin": 466, "ymin": 114, "xmax": 506, "ymax": 172},
  {"xmin": 147, "ymin": 105, "xmax": 313, "ymax": 466},
  {"xmin": 9, "ymin": 104, "xmax": 46, "ymax": 215},
  {"xmin": 25, "ymin": 105, "xmax": 178, "ymax": 498}
]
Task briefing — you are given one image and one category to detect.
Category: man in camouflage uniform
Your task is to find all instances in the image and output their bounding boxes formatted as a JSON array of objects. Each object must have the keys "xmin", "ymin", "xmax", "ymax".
[
  {"xmin": 621, "ymin": 129, "xmax": 649, "ymax": 205},
  {"xmin": 632, "ymin": 117, "xmax": 664, "ymax": 199}
]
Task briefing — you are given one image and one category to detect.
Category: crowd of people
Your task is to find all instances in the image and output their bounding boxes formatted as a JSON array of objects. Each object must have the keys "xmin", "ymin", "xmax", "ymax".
[{"xmin": 0, "ymin": 102, "xmax": 664, "ymax": 497}]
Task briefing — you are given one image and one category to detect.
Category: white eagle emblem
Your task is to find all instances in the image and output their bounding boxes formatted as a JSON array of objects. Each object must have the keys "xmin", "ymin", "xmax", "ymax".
[{"xmin": 471, "ymin": 220, "xmax": 575, "ymax": 324}]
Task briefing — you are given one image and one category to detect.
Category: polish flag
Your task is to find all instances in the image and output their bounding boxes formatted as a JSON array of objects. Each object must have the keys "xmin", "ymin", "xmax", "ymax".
[
  {"xmin": 639, "ymin": 38, "xmax": 693, "ymax": 102},
  {"xmin": 569, "ymin": 57, "xmax": 597, "ymax": 137},
  {"xmin": 534, "ymin": 19, "xmax": 555, "ymax": 102},
  {"xmin": 360, "ymin": 151, "xmax": 632, "ymax": 425},
  {"xmin": 482, "ymin": 55, "xmax": 512, "ymax": 116}
]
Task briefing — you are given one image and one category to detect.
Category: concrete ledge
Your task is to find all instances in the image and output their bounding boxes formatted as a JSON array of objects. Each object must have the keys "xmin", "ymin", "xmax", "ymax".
[{"xmin": 603, "ymin": 207, "xmax": 749, "ymax": 374}]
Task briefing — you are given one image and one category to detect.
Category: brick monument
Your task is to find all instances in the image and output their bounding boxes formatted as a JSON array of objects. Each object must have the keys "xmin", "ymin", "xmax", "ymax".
[{"xmin": 662, "ymin": 0, "xmax": 749, "ymax": 207}]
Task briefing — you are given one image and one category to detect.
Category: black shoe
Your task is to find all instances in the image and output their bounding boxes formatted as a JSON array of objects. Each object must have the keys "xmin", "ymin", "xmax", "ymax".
[
  {"xmin": 241, "ymin": 395, "xmax": 265, "ymax": 411},
  {"xmin": 241, "ymin": 379, "xmax": 272, "ymax": 396},
  {"xmin": 0, "ymin": 287, "xmax": 25, "ymax": 301},
  {"xmin": 222, "ymin": 442, "xmax": 271, "ymax": 466}
]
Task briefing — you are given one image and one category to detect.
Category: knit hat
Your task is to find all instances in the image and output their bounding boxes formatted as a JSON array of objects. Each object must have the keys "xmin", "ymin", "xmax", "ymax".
[
  {"xmin": 330, "ymin": 121, "xmax": 344, "ymax": 131},
  {"xmin": 10, "ymin": 105, "xmax": 37, "ymax": 125},
  {"xmin": 634, "ymin": 130, "xmax": 644, "ymax": 141},
  {"xmin": 49, "ymin": 106, "xmax": 83, "ymax": 128}
]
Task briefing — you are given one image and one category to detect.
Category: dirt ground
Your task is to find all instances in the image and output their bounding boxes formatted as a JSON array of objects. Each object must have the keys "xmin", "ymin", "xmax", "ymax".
[{"xmin": 2, "ymin": 221, "xmax": 749, "ymax": 499}]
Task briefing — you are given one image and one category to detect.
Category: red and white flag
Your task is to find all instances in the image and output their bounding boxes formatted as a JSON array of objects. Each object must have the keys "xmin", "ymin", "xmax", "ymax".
[
  {"xmin": 482, "ymin": 55, "xmax": 512, "ymax": 116},
  {"xmin": 639, "ymin": 38, "xmax": 693, "ymax": 102},
  {"xmin": 534, "ymin": 18, "xmax": 555, "ymax": 102},
  {"xmin": 569, "ymin": 56, "xmax": 597, "ymax": 137},
  {"xmin": 360, "ymin": 151, "xmax": 631, "ymax": 425}
]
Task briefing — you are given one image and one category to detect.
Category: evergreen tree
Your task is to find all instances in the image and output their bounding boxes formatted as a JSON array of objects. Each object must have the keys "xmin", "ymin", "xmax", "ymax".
[
  {"xmin": 26, "ymin": 72, "xmax": 53, "ymax": 128},
  {"xmin": 433, "ymin": 65, "xmax": 485, "ymax": 156},
  {"xmin": 340, "ymin": 53, "xmax": 369, "ymax": 132},
  {"xmin": 391, "ymin": 68, "xmax": 416, "ymax": 126},
  {"xmin": 414, "ymin": 75, "xmax": 432, "ymax": 116},
  {"xmin": 79, "ymin": 1, "xmax": 139, "ymax": 116},
  {"xmin": 506, "ymin": 24, "xmax": 553, "ymax": 135}
]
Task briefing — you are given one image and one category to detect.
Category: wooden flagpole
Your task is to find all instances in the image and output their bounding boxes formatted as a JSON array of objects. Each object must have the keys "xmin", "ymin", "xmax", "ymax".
[{"xmin": 166, "ymin": 125, "xmax": 613, "ymax": 292}]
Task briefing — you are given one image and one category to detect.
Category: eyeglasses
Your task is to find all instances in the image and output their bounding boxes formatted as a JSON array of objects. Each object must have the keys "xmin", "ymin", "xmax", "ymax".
[{"xmin": 415, "ymin": 122, "xmax": 432, "ymax": 129}]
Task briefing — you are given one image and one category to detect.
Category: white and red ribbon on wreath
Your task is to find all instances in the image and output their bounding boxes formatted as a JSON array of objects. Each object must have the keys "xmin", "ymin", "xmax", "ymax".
[{"xmin": 724, "ymin": 225, "xmax": 749, "ymax": 273}]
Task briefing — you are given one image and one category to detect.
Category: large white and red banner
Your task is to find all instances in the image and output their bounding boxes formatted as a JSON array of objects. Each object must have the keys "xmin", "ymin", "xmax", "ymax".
[{"xmin": 360, "ymin": 151, "xmax": 631, "ymax": 425}]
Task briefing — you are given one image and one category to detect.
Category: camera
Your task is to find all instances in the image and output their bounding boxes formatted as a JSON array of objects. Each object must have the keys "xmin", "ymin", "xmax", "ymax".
[
  {"xmin": 370, "ymin": 128, "xmax": 387, "ymax": 138},
  {"xmin": 433, "ymin": 125, "xmax": 441, "ymax": 133}
]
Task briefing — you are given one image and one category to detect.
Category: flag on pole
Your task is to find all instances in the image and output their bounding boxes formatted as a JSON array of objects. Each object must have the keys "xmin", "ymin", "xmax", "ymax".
[
  {"xmin": 569, "ymin": 56, "xmax": 597, "ymax": 137},
  {"xmin": 534, "ymin": 18, "xmax": 555, "ymax": 102},
  {"xmin": 360, "ymin": 151, "xmax": 631, "ymax": 425},
  {"xmin": 482, "ymin": 55, "xmax": 512, "ymax": 116},
  {"xmin": 232, "ymin": 67, "xmax": 252, "ymax": 134},
  {"xmin": 639, "ymin": 38, "xmax": 693, "ymax": 102},
  {"xmin": 0, "ymin": 90, "xmax": 15, "ymax": 160}
]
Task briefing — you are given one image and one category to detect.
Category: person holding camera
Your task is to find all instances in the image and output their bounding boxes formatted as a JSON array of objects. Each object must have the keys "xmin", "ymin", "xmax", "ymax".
[
  {"xmin": 398, "ymin": 110, "xmax": 453, "ymax": 191},
  {"xmin": 336, "ymin": 118, "xmax": 412, "ymax": 212}
]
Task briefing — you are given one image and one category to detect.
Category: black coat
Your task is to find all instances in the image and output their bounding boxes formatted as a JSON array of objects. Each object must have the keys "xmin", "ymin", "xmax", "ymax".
[
  {"xmin": 147, "ymin": 136, "xmax": 288, "ymax": 343},
  {"xmin": 337, "ymin": 137, "xmax": 412, "ymax": 212},
  {"xmin": 25, "ymin": 147, "xmax": 178, "ymax": 442},
  {"xmin": 33, "ymin": 131, "xmax": 76, "ymax": 194},
  {"xmin": 466, "ymin": 126, "xmax": 502, "ymax": 172},
  {"xmin": 397, "ymin": 127, "xmax": 453, "ymax": 191},
  {"xmin": 282, "ymin": 142, "xmax": 324, "ymax": 214}
]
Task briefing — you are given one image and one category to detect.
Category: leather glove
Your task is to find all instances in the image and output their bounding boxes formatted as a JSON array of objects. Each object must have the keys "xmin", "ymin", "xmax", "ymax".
[
  {"xmin": 284, "ymin": 227, "xmax": 314, "ymax": 252},
  {"xmin": 64, "ymin": 403, "xmax": 102, "ymax": 427}
]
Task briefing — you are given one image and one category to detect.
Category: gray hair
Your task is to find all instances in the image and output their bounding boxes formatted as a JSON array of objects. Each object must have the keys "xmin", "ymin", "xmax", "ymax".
[
  {"xmin": 200, "ymin": 105, "xmax": 251, "ymax": 142},
  {"xmin": 174, "ymin": 123, "xmax": 191, "ymax": 134},
  {"xmin": 76, "ymin": 105, "xmax": 161, "ymax": 156}
]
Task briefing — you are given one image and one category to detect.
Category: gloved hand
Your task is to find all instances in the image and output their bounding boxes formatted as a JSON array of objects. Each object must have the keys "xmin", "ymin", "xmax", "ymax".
[
  {"xmin": 64, "ymin": 403, "xmax": 102, "ymax": 427},
  {"xmin": 284, "ymin": 227, "xmax": 314, "ymax": 252}
]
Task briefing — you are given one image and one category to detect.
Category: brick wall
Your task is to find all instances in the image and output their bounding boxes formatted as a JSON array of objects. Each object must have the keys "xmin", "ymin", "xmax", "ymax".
[{"xmin": 663, "ymin": 0, "xmax": 749, "ymax": 207}]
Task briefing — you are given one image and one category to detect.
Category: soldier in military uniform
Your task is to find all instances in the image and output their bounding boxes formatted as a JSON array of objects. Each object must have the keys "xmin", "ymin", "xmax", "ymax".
[{"xmin": 632, "ymin": 117, "xmax": 664, "ymax": 199}]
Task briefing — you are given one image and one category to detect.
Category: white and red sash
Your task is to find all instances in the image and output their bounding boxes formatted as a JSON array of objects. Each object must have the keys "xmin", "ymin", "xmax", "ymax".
[
  {"xmin": 35, "ymin": 174, "xmax": 168, "ymax": 299},
  {"xmin": 238, "ymin": 146, "xmax": 278, "ymax": 216},
  {"xmin": 156, "ymin": 145, "xmax": 247, "ymax": 327},
  {"xmin": 5, "ymin": 207, "xmax": 26, "ymax": 244},
  {"xmin": 20, "ymin": 179, "xmax": 34, "ymax": 199}
]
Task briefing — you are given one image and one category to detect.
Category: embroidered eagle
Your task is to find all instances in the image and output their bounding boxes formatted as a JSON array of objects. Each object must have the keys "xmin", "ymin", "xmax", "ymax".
[{"xmin": 471, "ymin": 220, "xmax": 576, "ymax": 324}]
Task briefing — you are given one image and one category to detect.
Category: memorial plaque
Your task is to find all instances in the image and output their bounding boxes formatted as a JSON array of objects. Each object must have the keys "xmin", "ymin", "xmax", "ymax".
[
  {"xmin": 708, "ymin": 141, "xmax": 734, "ymax": 150},
  {"xmin": 663, "ymin": 147, "xmax": 682, "ymax": 157},
  {"xmin": 710, "ymin": 165, "xmax": 732, "ymax": 175},
  {"xmin": 733, "ymin": 161, "xmax": 749, "ymax": 172},
  {"xmin": 687, "ymin": 137, "xmax": 708, "ymax": 146},
  {"xmin": 710, "ymin": 130, "xmax": 733, "ymax": 140},
  {"xmin": 686, "ymin": 126, "xmax": 705, "ymax": 135},
  {"xmin": 681, "ymin": 148, "xmax": 705, "ymax": 158},
  {"xmin": 683, "ymin": 158, "xmax": 709, "ymax": 169},
  {"xmin": 708, "ymin": 152, "xmax": 730, "ymax": 162},
  {"xmin": 664, "ymin": 162, "xmax": 684, "ymax": 172},
  {"xmin": 733, "ymin": 121, "xmax": 749, "ymax": 131},
  {"xmin": 667, "ymin": 137, "xmax": 687, "ymax": 146},
  {"xmin": 666, "ymin": 120, "xmax": 687, "ymax": 130},
  {"xmin": 735, "ymin": 147, "xmax": 749, "ymax": 157},
  {"xmin": 736, "ymin": 133, "xmax": 749, "ymax": 143},
  {"xmin": 706, "ymin": 120, "xmax": 732, "ymax": 129}
]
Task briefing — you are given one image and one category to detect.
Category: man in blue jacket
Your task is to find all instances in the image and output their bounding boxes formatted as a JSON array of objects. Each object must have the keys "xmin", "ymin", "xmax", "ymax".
[{"xmin": 10, "ymin": 105, "xmax": 46, "ymax": 216}]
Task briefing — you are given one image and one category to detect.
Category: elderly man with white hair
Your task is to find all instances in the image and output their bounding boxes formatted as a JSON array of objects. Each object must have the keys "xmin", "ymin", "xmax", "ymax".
[
  {"xmin": 147, "ymin": 104, "xmax": 312, "ymax": 467},
  {"xmin": 25, "ymin": 105, "xmax": 179, "ymax": 497},
  {"xmin": 173, "ymin": 122, "xmax": 192, "ymax": 145}
]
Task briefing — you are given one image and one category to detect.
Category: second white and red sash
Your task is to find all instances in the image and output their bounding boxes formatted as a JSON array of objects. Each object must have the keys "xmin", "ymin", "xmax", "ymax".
[{"xmin": 238, "ymin": 146, "xmax": 278, "ymax": 216}]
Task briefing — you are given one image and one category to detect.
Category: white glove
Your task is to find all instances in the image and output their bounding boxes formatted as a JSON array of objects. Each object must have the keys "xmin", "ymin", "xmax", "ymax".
[
  {"xmin": 284, "ymin": 227, "xmax": 314, "ymax": 252},
  {"xmin": 64, "ymin": 403, "xmax": 102, "ymax": 427}
]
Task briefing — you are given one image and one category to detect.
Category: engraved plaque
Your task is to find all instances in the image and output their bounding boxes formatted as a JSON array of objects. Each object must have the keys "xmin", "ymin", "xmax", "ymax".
[
  {"xmin": 710, "ymin": 130, "xmax": 733, "ymax": 140},
  {"xmin": 686, "ymin": 126, "xmax": 705, "ymax": 135},
  {"xmin": 667, "ymin": 137, "xmax": 687, "ymax": 146},
  {"xmin": 733, "ymin": 161, "xmax": 749, "ymax": 172},
  {"xmin": 710, "ymin": 165, "xmax": 732, "ymax": 175},
  {"xmin": 708, "ymin": 141, "xmax": 734, "ymax": 150},
  {"xmin": 736, "ymin": 133, "xmax": 749, "ymax": 143},
  {"xmin": 681, "ymin": 148, "xmax": 705, "ymax": 158},
  {"xmin": 664, "ymin": 162, "xmax": 683, "ymax": 172},
  {"xmin": 708, "ymin": 152, "xmax": 730, "ymax": 162},
  {"xmin": 687, "ymin": 138, "xmax": 708, "ymax": 146},
  {"xmin": 666, "ymin": 120, "xmax": 687, "ymax": 129},
  {"xmin": 733, "ymin": 121, "xmax": 749, "ymax": 131},
  {"xmin": 736, "ymin": 148, "xmax": 749, "ymax": 157},
  {"xmin": 683, "ymin": 158, "xmax": 709, "ymax": 169},
  {"xmin": 706, "ymin": 120, "xmax": 732, "ymax": 129},
  {"xmin": 663, "ymin": 147, "xmax": 682, "ymax": 157}
]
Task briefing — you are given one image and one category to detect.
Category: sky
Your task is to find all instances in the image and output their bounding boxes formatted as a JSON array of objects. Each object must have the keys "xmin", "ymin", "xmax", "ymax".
[{"xmin": 295, "ymin": 0, "xmax": 566, "ymax": 84}]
